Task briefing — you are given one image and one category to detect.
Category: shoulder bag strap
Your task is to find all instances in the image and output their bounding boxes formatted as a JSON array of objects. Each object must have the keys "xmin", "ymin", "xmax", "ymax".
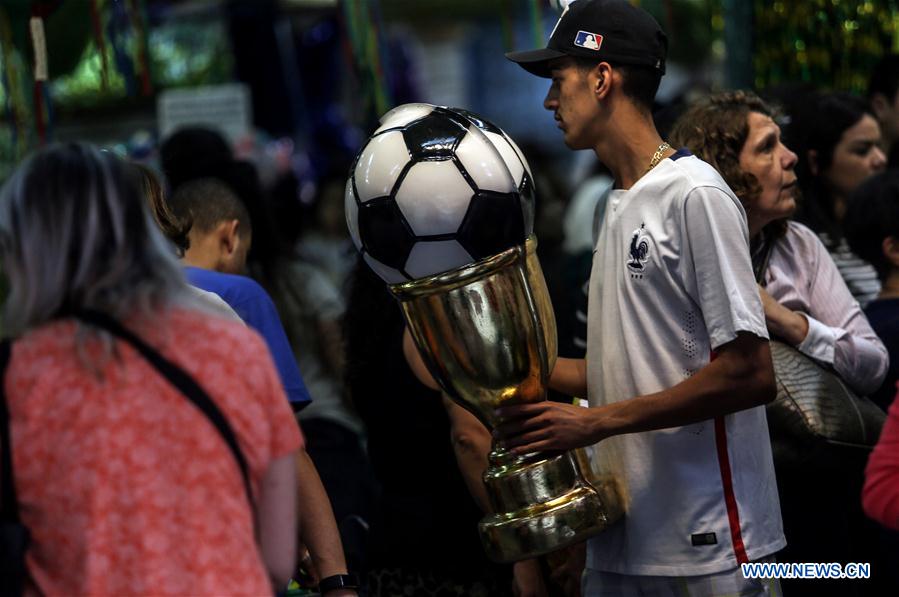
[
  {"xmin": 73, "ymin": 310, "xmax": 255, "ymax": 510},
  {"xmin": 752, "ymin": 230, "xmax": 775, "ymax": 286},
  {"xmin": 0, "ymin": 340, "xmax": 16, "ymax": 523}
]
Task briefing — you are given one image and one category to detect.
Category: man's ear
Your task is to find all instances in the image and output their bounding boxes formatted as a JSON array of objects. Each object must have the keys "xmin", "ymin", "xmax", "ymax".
[
  {"xmin": 593, "ymin": 62, "xmax": 613, "ymax": 100},
  {"xmin": 883, "ymin": 235, "xmax": 899, "ymax": 268},
  {"xmin": 807, "ymin": 149, "xmax": 819, "ymax": 177}
]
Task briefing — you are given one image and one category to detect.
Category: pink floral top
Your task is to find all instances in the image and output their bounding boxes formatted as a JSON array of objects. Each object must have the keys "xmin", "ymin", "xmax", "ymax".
[{"xmin": 5, "ymin": 308, "xmax": 302, "ymax": 596}]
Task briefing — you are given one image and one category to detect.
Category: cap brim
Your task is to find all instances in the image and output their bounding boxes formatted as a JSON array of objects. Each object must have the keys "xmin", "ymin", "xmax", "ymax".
[{"xmin": 505, "ymin": 48, "xmax": 568, "ymax": 78}]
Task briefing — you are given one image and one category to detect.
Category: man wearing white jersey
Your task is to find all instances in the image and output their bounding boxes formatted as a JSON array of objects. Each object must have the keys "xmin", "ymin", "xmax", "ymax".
[{"xmin": 499, "ymin": 0, "xmax": 784, "ymax": 594}]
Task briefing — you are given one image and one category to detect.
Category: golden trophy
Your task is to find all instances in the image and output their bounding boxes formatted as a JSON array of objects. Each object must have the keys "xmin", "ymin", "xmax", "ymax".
[{"xmin": 346, "ymin": 104, "xmax": 623, "ymax": 562}]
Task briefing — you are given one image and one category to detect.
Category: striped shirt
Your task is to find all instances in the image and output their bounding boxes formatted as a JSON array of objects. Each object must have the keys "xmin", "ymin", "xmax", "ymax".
[{"xmin": 819, "ymin": 232, "xmax": 881, "ymax": 308}]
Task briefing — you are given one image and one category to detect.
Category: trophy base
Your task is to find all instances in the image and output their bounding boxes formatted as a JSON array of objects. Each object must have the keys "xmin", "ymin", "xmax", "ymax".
[
  {"xmin": 478, "ymin": 451, "xmax": 623, "ymax": 563},
  {"xmin": 479, "ymin": 483, "xmax": 617, "ymax": 563}
]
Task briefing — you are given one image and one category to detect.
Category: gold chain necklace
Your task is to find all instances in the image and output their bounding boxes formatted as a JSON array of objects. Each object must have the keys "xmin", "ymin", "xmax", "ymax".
[{"xmin": 645, "ymin": 142, "xmax": 671, "ymax": 174}]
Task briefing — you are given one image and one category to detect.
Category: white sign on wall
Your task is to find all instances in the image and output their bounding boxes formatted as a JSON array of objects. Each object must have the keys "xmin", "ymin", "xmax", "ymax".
[{"xmin": 157, "ymin": 83, "xmax": 252, "ymax": 143}]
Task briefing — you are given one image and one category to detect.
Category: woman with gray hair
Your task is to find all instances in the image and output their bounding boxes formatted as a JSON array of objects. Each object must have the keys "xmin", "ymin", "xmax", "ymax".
[{"xmin": 0, "ymin": 143, "xmax": 300, "ymax": 594}]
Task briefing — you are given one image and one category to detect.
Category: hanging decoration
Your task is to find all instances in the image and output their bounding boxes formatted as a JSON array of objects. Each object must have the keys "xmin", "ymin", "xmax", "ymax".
[
  {"xmin": 82, "ymin": 0, "xmax": 153, "ymax": 98},
  {"xmin": 128, "ymin": 0, "xmax": 152, "ymax": 96},
  {"xmin": 0, "ymin": 7, "xmax": 29, "ymax": 160},
  {"xmin": 26, "ymin": 0, "xmax": 64, "ymax": 146},
  {"xmin": 107, "ymin": 0, "xmax": 137, "ymax": 97},
  {"xmin": 88, "ymin": 0, "xmax": 110, "ymax": 90},
  {"xmin": 29, "ymin": 13, "xmax": 48, "ymax": 144},
  {"xmin": 0, "ymin": 0, "xmax": 156, "ymax": 164},
  {"xmin": 369, "ymin": 0, "xmax": 391, "ymax": 116},
  {"xmin": 340, "ymin": 0, "xmax": 392, "ymax": 123},
  {"xmin": 528, "ymin": 0, "xmax": 543, "ymax": 49},
  {"xmin": 753, "ymin": 0, "xmax": 899, "ymax": 93}
]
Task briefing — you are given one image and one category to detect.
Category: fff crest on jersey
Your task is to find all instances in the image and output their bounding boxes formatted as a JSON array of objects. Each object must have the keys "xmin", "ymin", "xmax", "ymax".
[{"xmin": 627, "ymin": 223, "xmax": 650, "ymax": 273}]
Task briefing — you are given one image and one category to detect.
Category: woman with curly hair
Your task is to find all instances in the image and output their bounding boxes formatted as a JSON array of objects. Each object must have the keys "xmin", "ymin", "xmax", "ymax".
[
  {"xmin": 670, "ymin": 91, "xmax": 888, "ymax": 597},
  {"xmin": 670, "ymin": 91, "xmax": 886, "ymax": 397}
]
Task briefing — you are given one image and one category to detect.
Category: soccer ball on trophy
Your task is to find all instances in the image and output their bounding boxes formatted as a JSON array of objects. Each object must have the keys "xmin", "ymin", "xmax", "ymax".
[{"xmin": 345, "ymin": 103, "xmax": 534, "ymax": 284}]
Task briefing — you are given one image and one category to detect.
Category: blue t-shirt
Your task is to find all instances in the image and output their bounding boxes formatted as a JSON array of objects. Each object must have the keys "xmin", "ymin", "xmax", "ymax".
[{"xmin": 185, "ymin": 266, "xmax": 312, "ymax": 408}]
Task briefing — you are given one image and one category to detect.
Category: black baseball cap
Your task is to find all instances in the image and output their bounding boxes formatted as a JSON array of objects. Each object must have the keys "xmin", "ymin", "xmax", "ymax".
[{"xmin": 505, "ymin": 0, "xmax": 668, "ymax": 78}]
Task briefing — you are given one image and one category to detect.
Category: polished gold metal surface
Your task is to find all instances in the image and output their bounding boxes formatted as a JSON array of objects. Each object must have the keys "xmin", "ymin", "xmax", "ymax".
[{"xmin": 391, "ymin": 237, "xmax": 623, "ymax": 562}]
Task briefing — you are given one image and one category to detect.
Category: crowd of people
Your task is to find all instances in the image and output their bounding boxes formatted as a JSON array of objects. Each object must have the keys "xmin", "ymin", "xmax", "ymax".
[{"xmin": 4, "ymin": 0, "xmax": 899, "ymax": 595}]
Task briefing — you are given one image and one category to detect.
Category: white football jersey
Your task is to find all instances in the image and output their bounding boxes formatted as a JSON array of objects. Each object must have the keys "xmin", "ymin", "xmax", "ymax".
[{"xmin": 585, "ymin": 150, "xmax": 784, "ymax": 576}]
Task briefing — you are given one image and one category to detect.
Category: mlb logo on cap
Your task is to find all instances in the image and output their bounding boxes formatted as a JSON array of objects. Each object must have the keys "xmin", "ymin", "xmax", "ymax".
[{"xmin": 574, "ymin": 30, "xmax": 603, "ymax": 51}]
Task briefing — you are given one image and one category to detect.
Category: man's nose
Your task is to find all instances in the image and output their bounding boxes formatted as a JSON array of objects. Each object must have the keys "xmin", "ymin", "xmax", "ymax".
[{"xmin": 544, "ymin": 87, "xmax": 558, "ymax": 111}]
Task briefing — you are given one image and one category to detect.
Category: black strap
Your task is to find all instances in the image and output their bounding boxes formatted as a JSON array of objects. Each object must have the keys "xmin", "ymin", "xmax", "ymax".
[
  {"xmin": 72, "ymin": 310, "xmax": 255, "ymax": 510},
  {"xmin": 0, "ymin": 340, "xmax": 16, "ymax": 524},
  {"xmin": 752, "ymin": 232, "xmax": 775, "ymax": 286}
]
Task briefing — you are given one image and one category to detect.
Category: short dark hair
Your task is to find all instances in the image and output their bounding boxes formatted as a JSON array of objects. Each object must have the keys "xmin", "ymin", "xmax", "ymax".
[
  {"xmin": 868, "ymin": 54, "xmax": 899, "ymax": 103},
  {"xmin": 168, "ymin": 177, "xmax": 251, "ymax": 238},
  {"xmin": 573, "ymin": 57, "xmax": 661, "ymax": 112},
  {"xmin": 160, "ymin": 127, "xmax": 233, "ymax": 190},
  {"xmin": 844, "ymin": 170, "xmax": 899, "ymax": 281}
]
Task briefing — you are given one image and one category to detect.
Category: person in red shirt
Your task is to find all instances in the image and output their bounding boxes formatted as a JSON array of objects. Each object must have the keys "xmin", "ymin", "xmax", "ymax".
[
  {"xmin": 864, "ymin": 393, "xmax": 899, "ymax": 529},
  {"xmin": 0, "ymin": 143, "xmax": 300, "ymax": 595}
]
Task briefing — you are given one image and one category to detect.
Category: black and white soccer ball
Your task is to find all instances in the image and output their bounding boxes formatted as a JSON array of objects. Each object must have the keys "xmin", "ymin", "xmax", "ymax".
[{"xmin": 345, "ymin": 103, "xmax": 535, "ymax": 284}]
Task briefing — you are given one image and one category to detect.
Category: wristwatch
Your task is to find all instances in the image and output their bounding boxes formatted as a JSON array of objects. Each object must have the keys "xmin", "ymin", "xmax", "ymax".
[{"xmin": 318, "ymin": 573, "xmax": 360, "ymax": 594}]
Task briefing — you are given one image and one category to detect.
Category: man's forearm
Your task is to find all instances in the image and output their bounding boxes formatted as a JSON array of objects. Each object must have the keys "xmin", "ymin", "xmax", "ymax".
[
  {"xmin": 444, "ymin": 396, "xmax": 492, "ymax": 511},
  {"xmin": 548, "ymin": 357, "xmax": 588, "ymax": 398},
  {"xmin": 295, "ymin": 449, "xmax": 348, "ymax": 579},
  {"xmin": 496, "ymin": 333, "xmax": 776, "ymax": 454},
  {"xmin": 594, "ymin": 333, "xmax": 776, "ymax": 438}
]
